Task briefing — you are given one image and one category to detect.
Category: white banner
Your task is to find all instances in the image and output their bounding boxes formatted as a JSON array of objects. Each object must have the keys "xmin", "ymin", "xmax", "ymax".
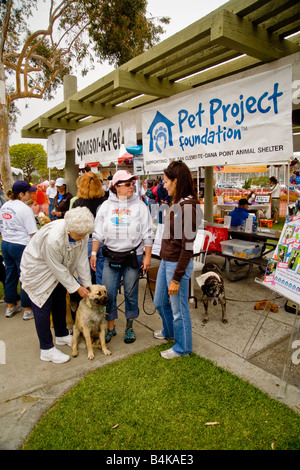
[
  {"xmin": 142, "ymin": 65, "xmax": 293, "ymax": 172},
  {"xmin": 75, "ymin": 122, "xmax": 122, "ymax": 166},
  {"xmin": 47, "ymin": 131, "xmax": 66, "ymax": 169}
]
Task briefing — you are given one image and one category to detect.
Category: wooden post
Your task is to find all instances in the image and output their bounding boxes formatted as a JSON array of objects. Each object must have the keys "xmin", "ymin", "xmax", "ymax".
[
  {"xmin": 63, "ymin": 76, "xmax": 78, "ymax": 197},
  {"xmin": 204, "ymin": 166, "xmax": 214, "ymax": 223}
]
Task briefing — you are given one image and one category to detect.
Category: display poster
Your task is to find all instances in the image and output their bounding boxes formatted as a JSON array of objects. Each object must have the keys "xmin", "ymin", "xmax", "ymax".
[
  {"xmin": 142, "ymin": 65, "xmax": 292, "ymax": 172},
  {"xmin": 75, "ymin": 122, "xmax": 122, "ymax": 166},
  {"xmin": 47, "ymin": 131, "xmax": 66, "ymax": 169},
  {"xmin": 264, "ymin": 213, "xmax": 300, "ymax": 305}
]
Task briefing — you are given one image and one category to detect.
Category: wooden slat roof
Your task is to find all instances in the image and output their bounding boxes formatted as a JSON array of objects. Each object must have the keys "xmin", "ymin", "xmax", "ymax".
[{"xmin": 22, "ymin": 0, "xmax": 300, "ymax": 139}]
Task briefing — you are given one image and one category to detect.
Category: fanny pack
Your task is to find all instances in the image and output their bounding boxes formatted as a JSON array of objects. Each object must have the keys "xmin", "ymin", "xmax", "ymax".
[{"xmin": 102, "ymin": 243, "xmax": 141, "ymax": 270}]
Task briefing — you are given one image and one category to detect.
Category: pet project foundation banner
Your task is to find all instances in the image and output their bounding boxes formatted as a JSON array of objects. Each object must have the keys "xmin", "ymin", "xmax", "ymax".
[
  {"xmin": 264, "ymin": 217, "xmax": 300, "ymax": 305},
  {"xmin": 142, "ymin": 65, "xmax": 292, "ymax": 172},
  {"xmin": 75, "ymin": 122, "xmax": 122, "ymax": 166}
]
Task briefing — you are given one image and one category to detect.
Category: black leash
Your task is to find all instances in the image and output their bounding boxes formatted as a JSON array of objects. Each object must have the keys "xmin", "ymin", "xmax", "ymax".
[
  {"xmin": 224, "ymin": 295, "xmax": 282, "ymax": 303},
  {"xmin": 114, "ymin": 269, "xmax": 157, "ymax": 316}
]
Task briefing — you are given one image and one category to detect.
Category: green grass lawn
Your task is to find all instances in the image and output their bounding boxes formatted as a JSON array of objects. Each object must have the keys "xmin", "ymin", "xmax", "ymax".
[{"xmin": 22, "ymin": 345, "xmax": 300, "ymax": 451}]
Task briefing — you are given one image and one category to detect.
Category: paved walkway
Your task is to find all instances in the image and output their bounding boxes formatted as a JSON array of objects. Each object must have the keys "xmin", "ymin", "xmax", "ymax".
[{"xmin": 0, "ymin": 256, "xmax": 299, "ymax": 450}]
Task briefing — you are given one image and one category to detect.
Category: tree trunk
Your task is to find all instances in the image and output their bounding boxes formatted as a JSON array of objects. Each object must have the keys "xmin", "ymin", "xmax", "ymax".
[{"xmin": 0, "ymin": 63, "xmax": 13, "ymax": 192}]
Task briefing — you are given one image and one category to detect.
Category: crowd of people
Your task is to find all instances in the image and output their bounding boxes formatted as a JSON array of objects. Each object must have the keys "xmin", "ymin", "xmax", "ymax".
[
  {"xmin": 0, "ymin": 168, "xmax": 281, "ymax": 364},
  {"xmin": 0, "ymin": 163, "xmax": 201, "ymax": 364}
]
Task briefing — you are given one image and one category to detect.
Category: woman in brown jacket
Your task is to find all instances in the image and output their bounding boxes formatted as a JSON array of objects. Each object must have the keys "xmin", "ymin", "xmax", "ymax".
[{"xmin": 153, "ymin": 161, "xmax": 201, "ymax": 359}]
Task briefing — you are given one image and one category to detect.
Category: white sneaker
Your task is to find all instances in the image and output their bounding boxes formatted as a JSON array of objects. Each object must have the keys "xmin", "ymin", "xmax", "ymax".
[
  {"xmin": 160, "ymin": 348, "xmax": 182, "ymax": 359},
  {"xmin": 5, "ymin": 305, "xmax": 22, "ymax": 318},
  {"xmin": 154, "ymin": 330, "xmax": 166, "ymax": 339},
  {"xmin": 55, "ymin": 334, "xmax": 72, "ymax": 347},
  {"xmin": 40, "ymin": 347, "xmax": 70, "ymax": 363},
  {"xmin": 153, "ymin": 330, "xmax": 173, "ymax": 340},
  {"xmin": 23, "ymin": 309, "xmax": 34, "ymax": 321}
]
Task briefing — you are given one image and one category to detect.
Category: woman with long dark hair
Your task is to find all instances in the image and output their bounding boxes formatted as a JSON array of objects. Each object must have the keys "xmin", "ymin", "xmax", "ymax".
[{"xmin": 153, "ymin": 160, "xmax": 200, "ymax": 358}]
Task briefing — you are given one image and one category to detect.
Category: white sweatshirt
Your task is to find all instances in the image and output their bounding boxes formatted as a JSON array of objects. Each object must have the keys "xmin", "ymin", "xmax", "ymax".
[{"xmin": 93, "ymin": 193, "xmax": 153, "ymax": 254}]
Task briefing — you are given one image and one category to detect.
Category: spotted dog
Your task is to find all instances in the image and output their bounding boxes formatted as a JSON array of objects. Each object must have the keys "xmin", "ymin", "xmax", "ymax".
[{"xmin": 196, "ymin": 263, "xmax": 227, "ymax": 325}]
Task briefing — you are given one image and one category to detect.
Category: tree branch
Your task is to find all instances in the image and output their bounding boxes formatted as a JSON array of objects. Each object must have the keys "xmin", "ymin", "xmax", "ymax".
[{"xmin": 0, "ymin": 0, "xmax": 13, "ymax": 59}]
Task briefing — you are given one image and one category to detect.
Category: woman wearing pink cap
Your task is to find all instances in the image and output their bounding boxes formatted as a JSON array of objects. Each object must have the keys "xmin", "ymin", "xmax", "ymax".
[{"xmin": 91, "ymin": 170, "xmax": 153, "ymax": 344}]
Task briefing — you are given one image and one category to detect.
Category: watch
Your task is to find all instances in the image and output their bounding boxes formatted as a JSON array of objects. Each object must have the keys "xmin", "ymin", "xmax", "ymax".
[{"xmin": 172, "ymin": 280, "xmax": 179, "ymax": 285}]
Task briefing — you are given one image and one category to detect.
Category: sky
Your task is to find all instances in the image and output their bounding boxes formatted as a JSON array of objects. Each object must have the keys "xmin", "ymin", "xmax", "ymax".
[{"xmin": 9, "ymin": 0, "xmax": 228, "ymax": 147}]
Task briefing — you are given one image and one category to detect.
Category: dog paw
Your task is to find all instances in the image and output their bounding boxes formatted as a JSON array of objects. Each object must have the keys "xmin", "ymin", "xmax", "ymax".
[
  {"xmin": 103, "ymin": 348, "xmax": 112, "ymax": 356},
  {"xmin": 72, "ymin": 351, "xmax": 78, "ymax": 357},
  {"xmin": 202, "ymin": 319, "xmax": 208, "ymax": 325},
  {"xmin": 87, "ymin": 353, "xmax": 95, "ymax": 360},
  {"xmin": 222, "ymin": 319, "xmax": 228, "ymax": 324}
]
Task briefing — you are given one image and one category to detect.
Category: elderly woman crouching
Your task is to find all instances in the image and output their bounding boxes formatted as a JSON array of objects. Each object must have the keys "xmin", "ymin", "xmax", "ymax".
[{"xmin": 20, "ymin": 207, "xmax": 94, "ymax": 364}]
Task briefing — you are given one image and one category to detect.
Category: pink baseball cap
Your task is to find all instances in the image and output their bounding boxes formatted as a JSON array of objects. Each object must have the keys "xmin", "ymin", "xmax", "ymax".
[{"xmin": 112, "ymin": 170, "xmax": 138, "ymax": 186}]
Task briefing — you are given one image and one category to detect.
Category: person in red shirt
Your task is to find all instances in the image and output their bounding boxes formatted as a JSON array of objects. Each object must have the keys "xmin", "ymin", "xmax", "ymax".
[{"xmin": 36, "ymin": 187, "xmax": 45, "ymax": 212}]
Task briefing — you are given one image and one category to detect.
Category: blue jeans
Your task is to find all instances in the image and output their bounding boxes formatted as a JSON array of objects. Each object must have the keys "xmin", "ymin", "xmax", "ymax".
[
  {"xmin": 1, "ymin": 240, "xmax": 31, "ymax": 308},
  {"xmin": 48, "ymin": 198, "xmax": 55, "ymax": 220},
  {"xmin": 103, "ymin": 254, "xmax": 143, "ymax": 322},
  {"xmin": 88, "ymin": 239, "xmax": 105, "ymax": 284},
  {"xmin": 154, "ymin": 259, "xmax": 193, "ymax": 355}
]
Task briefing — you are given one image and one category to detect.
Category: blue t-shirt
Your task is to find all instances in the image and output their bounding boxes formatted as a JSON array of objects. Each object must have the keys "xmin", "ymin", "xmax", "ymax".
[{"xmin": 228, "ymin": 207, "xmax": 249, "ymax": 226}]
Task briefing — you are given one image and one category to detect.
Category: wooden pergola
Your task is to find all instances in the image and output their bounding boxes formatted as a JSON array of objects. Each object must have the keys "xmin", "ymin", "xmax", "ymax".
[{"xmin": 22, "ymin": 0, "xmax": 300, "ymax": 140}]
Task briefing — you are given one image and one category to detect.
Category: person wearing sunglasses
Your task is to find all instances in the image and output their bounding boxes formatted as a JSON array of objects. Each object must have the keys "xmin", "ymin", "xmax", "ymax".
[{"xmin": 91, "ymin": 170, "xmax": 153, "ymax": 345}]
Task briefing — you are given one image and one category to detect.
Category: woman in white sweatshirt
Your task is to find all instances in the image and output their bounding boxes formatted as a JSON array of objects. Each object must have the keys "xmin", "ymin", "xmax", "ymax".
[{"xmin": 91, "ymin": 170, "xmax": 153, "ymax": 345}]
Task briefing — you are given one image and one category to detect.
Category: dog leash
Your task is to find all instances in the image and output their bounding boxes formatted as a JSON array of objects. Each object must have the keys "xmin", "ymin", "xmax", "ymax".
[
  {"xmin": 224, "ymin": 295, "xmax": 282, "ymax": 303},
  {"xmin": 113, "ymin": 269, "xmax": 157, "ymax": 316}
]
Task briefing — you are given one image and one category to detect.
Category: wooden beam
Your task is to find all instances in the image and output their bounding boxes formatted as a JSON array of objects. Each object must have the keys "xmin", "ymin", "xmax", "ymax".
[
  {"xmin": 21, "ymin": 128, "xmax": 50, "ymax": 139},
  {"xmin": 182, "ymin": 55, "xmax": 261, "ymax": 88},
  {"xmin": 67, "ymin": 100, "xmax": 128, "ymax": 118},
  {"xmin": 114, "ymin": 70, "xmax": 191, "ymax": 97},
  {"xmin": 38, "ymin": 117, "xmax": 90, "ymax": 130},
  {"xmin": 210, "ymin": 9, "xmax": 300, "ymax": 61}
]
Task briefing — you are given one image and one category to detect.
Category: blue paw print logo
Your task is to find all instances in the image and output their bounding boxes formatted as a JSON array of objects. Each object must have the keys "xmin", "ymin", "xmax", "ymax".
[
  {"xmin": 147, "ymin": 111, "xmax": 174, "ymax": 153},
  {"xmin": 154, "ymin": 126, "xmax": 168, "ymax": 153}
]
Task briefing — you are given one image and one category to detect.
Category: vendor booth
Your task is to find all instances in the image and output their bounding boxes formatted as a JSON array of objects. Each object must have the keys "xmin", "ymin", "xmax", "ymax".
[{"xmin": 21, "ymin": 0, "xmax": 300, "ymax": 396}]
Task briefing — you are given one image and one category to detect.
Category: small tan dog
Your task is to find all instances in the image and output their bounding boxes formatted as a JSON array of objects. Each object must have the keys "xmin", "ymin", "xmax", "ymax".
[
  {"xmin": 37, "ymin": 211, "xmax": 51, "ymax": 226},
  {"xmin": 72, "ymin": 285, "xmax": 111, "ymax": 360}
]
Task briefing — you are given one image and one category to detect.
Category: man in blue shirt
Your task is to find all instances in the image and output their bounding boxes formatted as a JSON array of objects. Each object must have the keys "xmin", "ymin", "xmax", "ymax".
[{"xmin": 228, "ymin": 198, "xmax": 249, "ymax": 226}]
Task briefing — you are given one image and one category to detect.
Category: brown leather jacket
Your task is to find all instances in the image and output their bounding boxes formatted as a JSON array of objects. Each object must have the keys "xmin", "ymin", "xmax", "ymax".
[{"xmin": 160, "ymin": 196, "xmax": 201, "ymax": 282}]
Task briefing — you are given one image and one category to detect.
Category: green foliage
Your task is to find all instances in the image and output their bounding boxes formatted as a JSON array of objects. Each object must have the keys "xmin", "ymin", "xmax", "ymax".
[
  {"xmin": 82, "ymin": 0, "xmax": 170, "ymax": 66},
  {"xmin": 9, "ymin": 143, "xmax": 47, "ymax": 182},
  {"xmin": 251, "ymin": 176, "xmax": 270, "ymax": 188},
  {"xmin": 1, "ymin": 0, "xmax": 169, "ymax": 134},
  {"xmin": 23, "ymin": 346, "xmax": 300, "ymax": 450},
  {"xmin": 243, "ymin": 178, "xmax": 252, "ymax": 189}
]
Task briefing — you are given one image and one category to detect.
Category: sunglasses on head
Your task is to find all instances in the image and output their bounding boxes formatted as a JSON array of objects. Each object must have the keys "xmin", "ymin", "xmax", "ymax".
[{"xmin": 116, "ymin": 181, "xmax": 135, "ymax": 187}]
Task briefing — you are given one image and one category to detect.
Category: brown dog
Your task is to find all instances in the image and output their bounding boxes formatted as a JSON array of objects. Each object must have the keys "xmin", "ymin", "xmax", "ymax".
[{"xmin": 71, "ymin": 285, "xmax": 111, "ymax": 360}]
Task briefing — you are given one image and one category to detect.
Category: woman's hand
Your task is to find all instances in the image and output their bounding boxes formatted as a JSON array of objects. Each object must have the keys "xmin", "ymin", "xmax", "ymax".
[
  {"xmin": 141, "ymin": 253, "xmax": 151, "ymax": 271},
  {"xmin": 77, "ymin": 286, "xmax": 90, "ymax": 298},
  {"xmin": 90, "ymin": 253, "xmax": 96, "ymax": 271},
  {"xmin": 168, "ymin": 280, "xmax": 180, "ymax": 296}
]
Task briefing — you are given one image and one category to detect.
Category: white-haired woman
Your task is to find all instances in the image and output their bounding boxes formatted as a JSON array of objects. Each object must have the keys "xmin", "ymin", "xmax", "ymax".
[{"xmin": 20, "ymin": 207, "xmax": 94, "ymax": 364}]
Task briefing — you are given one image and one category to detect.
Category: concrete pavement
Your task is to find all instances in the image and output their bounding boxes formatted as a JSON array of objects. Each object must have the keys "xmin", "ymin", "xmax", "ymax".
[{"xmin": 0, "ymin": 256, "xmax": 299, "ymax": 450}]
